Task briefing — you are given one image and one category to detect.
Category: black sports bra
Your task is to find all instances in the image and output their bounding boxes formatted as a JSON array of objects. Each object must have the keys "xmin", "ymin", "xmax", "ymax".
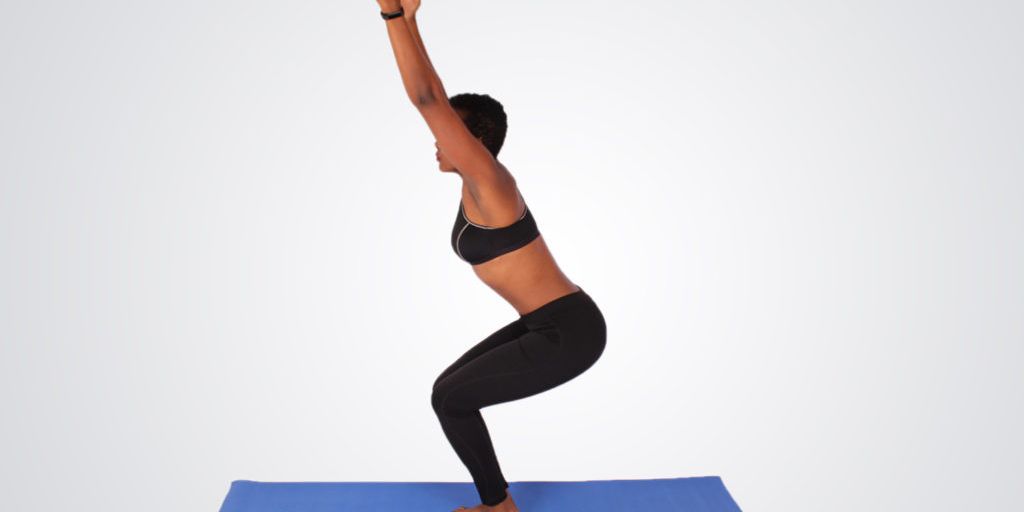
[{"xmin": 451, "ymin": 198, "xmax": 540, "ymax": 265}]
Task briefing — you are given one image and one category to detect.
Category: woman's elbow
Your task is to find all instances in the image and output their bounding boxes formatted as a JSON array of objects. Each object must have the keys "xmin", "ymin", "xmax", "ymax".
[{"xmin": 411, "ymin": 87, "xmax": 445, "ymax": 108}]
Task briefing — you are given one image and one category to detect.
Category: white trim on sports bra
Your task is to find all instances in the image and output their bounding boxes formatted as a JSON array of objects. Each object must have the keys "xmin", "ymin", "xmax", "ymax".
[
  {"xmin": 454, "ymin": 222, "xmax": 471, "ymax": 262},
  {"xmin": 460, "ymin": 201, "xmax": 528, "ymax": 229}
]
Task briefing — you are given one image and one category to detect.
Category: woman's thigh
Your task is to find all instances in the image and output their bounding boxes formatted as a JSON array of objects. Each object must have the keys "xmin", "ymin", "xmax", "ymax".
[
  {"xmin": 433, "ymin": 317, "xmax": 528, "ymax": 390},
  {"xmin": 431, "ymin": 326, "xmax": 584, "ymax": 416}
]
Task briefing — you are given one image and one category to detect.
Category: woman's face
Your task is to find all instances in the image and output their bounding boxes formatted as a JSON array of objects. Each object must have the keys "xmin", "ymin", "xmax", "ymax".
[
  {"xmin": 436, "ymin": 109, "xmax": 470, "ymax": 174},
  {"xmin": 436, "ymin": 140, "xmax": 457, "ymax": 173}
]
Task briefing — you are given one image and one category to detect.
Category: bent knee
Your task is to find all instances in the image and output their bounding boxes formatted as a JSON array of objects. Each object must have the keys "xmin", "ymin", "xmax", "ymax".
[
  {"xmin": 432, "ymin": 381, "xmax": 472, "ymax": 416},
  {"xmin": 430, "ymin": 385, "xmax": 447, "ymax": 414}
]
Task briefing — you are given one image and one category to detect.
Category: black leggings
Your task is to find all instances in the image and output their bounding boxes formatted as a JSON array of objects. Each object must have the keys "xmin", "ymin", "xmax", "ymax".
[{"xmin": 431, "ymin": 286, "xmax": 607, "ymax": 506}]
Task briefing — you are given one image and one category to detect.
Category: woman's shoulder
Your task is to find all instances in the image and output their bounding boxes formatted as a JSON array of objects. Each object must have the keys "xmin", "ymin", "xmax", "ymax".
[{"xmin": 461, "ymin": 174, "xmax": 527, "ymax": 227}]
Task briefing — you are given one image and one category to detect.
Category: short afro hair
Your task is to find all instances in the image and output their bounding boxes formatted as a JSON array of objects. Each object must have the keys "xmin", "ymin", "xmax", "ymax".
[{"xmin": 448, "ymin": 93, "xmax": 508, "ymax": 157}]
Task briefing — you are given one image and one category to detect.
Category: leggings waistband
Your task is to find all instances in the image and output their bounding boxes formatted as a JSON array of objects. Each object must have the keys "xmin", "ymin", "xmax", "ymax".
[{"xmin": 519, "ymin": 286, "xmax": 594, "ymax": 327}]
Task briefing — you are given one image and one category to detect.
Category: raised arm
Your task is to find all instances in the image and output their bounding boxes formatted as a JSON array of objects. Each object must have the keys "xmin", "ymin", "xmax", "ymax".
[
  {"xmin": 376, "ymin": 0, "xmax": 501, "ymax": 188},
  {"xmin": 377, "ymin": 0, "xmax": 443, "ymax": 104},
  {"xmin": 403, "ymin": 1, "xmax": 447, "ymax": 100}
]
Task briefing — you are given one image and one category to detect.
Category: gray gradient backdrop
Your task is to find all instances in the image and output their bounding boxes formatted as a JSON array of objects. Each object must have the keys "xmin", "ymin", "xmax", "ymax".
[{"xmin": 2, "ymin": 1, "xmax": 1021, "ymax": 511}]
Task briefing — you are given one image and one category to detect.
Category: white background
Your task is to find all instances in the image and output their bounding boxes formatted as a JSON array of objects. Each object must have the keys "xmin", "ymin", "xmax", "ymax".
[{"xmin": 2, "ymin": 1, "xmax": 1021, "ymax": 511}]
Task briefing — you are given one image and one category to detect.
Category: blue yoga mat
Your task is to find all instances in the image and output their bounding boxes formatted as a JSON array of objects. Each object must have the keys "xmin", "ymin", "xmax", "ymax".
[{"xmin": 219, "ymin": 476, "xmax": 742, "ymax": 511}]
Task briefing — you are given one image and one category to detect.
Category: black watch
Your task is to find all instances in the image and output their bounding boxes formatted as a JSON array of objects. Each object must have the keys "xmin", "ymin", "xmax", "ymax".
[{"xmin": 380, "ymin": 7, "xmax": 404, "ymax": 20}]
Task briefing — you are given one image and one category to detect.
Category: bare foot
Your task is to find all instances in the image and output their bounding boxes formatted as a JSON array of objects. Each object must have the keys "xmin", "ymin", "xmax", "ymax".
[{"xmin": 453, "ymin": 491, "xmax": 518, "ymax": 512}]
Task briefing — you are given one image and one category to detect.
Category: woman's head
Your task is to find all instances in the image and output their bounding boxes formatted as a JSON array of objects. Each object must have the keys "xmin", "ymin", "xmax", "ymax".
[{"xmin": 436, "ymin": 93, "xmax": 507, "ymax": 173}]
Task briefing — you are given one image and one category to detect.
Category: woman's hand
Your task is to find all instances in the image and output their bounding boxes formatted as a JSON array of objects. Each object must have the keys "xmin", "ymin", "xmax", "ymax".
[
  {"xmin": 400, "ymin": 0, "xmax": 421, "ymax": 19},
  {"xmin": 377, "ymin": 0, "xmax": 402, "ymax": 12}
]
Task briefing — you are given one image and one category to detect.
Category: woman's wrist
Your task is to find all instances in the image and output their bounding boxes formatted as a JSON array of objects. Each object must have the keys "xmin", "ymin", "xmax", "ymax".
[{"xmin": 378, "ymin": 1, "xmax": 402, "ymax": 12}]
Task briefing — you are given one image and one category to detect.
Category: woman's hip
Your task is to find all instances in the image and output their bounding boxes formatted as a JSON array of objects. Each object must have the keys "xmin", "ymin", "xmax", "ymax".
[{"xmin": 520, "ymin": 285, "xmax": 606, "ymax": 368}]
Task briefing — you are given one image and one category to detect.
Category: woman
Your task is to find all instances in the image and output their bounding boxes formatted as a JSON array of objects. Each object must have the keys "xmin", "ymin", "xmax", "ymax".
[{"xmin": 376, "ymin": 2, "xmax": 607, "ymax": 511}]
